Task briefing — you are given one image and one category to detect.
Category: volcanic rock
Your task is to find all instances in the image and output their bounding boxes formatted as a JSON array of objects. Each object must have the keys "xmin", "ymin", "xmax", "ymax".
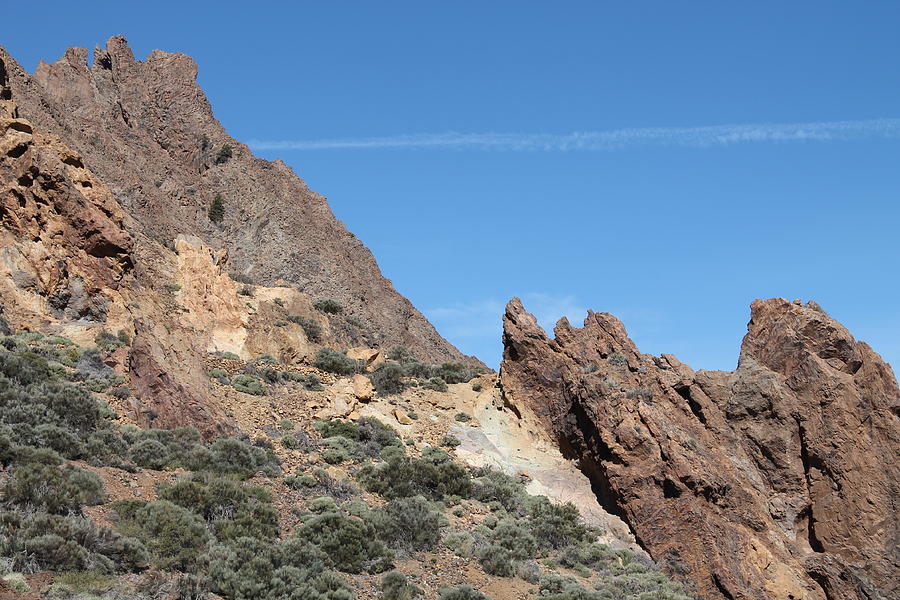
[{"xmin": 500, "ymin": 297, "xmax": 899, "ymax": 600}]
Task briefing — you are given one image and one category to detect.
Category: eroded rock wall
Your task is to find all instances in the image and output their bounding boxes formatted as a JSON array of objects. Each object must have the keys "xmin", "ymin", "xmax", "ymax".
[{"xmin": 500, "ymin": 297, "xmax": 899, "ymax": 600}]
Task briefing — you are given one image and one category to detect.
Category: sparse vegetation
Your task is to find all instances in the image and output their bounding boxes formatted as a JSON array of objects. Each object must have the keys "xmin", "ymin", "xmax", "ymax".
[
  {"xmin": 607, "ymin": 352, "xmax": 627, "ymax": 366},
  {"xmin": 215, "ymin": 144, "xmax": 233, "ymax": 164},
  {"xmin": 232, "ymin": 374, "xmax": 265, "ymax": 395},
  {"xmin": 209, "ymin": 194, "xmax": 225, "ymax": 223},
  {"xmin": 370, "ymin": 361, "xmax": 406, "ymax": 396},
  {"xmin": 0, "ymin": 333, "xmax": 689, "ymax": 600},
  {"xmin": 314, "ymin": 348, "xmax": 361, "ymax": 375},
  {"xmin": 313, "ymin": 298, "xmax": 344, "ymax": 314},
  {"xmin": 381, "ymin": 571, "xmax": 423, "ymax": 600},
  {"xmin": 95, "ymin": 329, "xmax": 130, "ymax": 352},
  {"xmin": 287, "ymin": 314, "xmax": 323, "ymax": 342}
]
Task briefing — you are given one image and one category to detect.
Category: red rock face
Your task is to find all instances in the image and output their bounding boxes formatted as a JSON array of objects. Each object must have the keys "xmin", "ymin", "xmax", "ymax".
[
  {"xmin": 500, "ymin": 297, "xmax": 899, "ymax": 600},
  {"xmin": 0, "ymin": 37, "xmax": 474, "ymax": 365}
]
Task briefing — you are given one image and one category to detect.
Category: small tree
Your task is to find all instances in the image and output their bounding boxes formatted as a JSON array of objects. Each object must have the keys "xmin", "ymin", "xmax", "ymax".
[
  {"xmin": 215, "ymin": 144, "xmax": 233, "ymax": 164},
  {"xmin": 208, "ymin": 194, "xmax": 225, "ymax": 224}
]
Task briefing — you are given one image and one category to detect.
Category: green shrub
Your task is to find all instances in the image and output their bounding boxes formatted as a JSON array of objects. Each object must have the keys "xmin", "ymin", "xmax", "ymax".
[
  {"xmin": 130, "ymin": 438, "xmax": 170, "ymax": 470},
  {"xmin": 381, "ymin": 571, "xmax": 423, "ymax": 600},
  {"xmin": 454, "ymin": 412, "xmax": 471, "ymax": 422},
  {"xmin": 313, "ymin": 349, "xmax": 359, "ymax": 375},
  {"xmin": 356, "ymin": 417, "xmax": 401, "ymax": 456},
  {"xmin": 53, "ymin": 570, "xmax": 115, "ymax": 593},
  {"xmin": 95, "ymin": 330, "xmax": 129, "ymax": 352},
  {"xmin": 0, "ymin": 510, "xmax": 148, "ymax": 574},
  {"xmin": 321, "ymin": 446, "xmax": 349, "ymax": 465},
  {"xmin": 209, "ymin": 194, "xmax": 225, "ymax": 223},
  {"xmin": 313, "ymin": 299, "xmax": 343, "ymax": 314},
  {"xmin": 607, "ymin": 352, "xmax": 627, "ymax": 366},
  {"xmin": 358, "ymin": 448, "xmax": 471, "ymax": 501},
  {"xmin": 524, "ymin": 496, "xmax": 587, "ymax": 550},
  {"xmin": 443, "ymin": 530, "xmax": 475, "ymax": 557},
  {"xmin": 422, "ymin": 377, "xmax": 447, "ymax": 392},
  {"xmin": 291, "ymin": 468, "xmax": 358, "ymax": 500},
  {"xmin": 285, "ymin": 474, "xmax": 318, "ymax": 490},
  {"xmin": 472, "ymin": 468, "xmax": 528, "ymax": 514},
  {"xmin": 441, "ymin": 434, "xmax": 461, "ymax": 448},
  {"xmin": 314, "ymin": 419, "xmax": 358, "ymax": 440},
  {"xmin": 232, "ymin": 374, "xmax": 265, "ymax": 395},
  {"xmin": 439, "ymin": 585, "xmax": 492, "ymax": 600},
  {"xmin": 280, "ymin": 419, "xmax": 294, "ymax": 430},
  {"xmin": 369, "ymin": 362, "xmax": 405, "ymax": 396},
  {"xmin": 3, "ymin": 462, "xmax": 104, "ymax": 513},
  {"xmin": 296, "ymin": 509, "xmax": 393, "ymax": 574},
  {"xmin": 477, "ymin": 544, "xmax": 518, "ymax": 577},
  {"xmin": 386, "ymin": 346, "xmax": 413, "ymax": 362},
  {"xmin": 238, "ymin": 285, "xmax": 254, "ymax": 297},
  {"xmin": 490, "ymin": 519, "xmax": 537, "ymax": 560},
  {"xmin": 215, "ymin": 144, "xmax": 233, "ymax": 164},
  {"xmin": 372, "ymin": 496, "xmax": 443, "ymax": 551},
  {"xmin": 33, "ymin": 423, "xmax": 83, "ymax": 459},
  {"xmin": 117, "ymin": 500, "xmax": 209, "ymax": 570},
  {"xmin": 286, "ymin": 315, "xmax": 323, "ymax": 343},
  {"xmin": 206, "ymin": 438, "xmax": 276, "ymax": 478},
  {"xmin": 282, "ymin": 434, "xmax": 301, "ymax": 449},
  {"xmin": 159, "ymin": 474, "xmax": 278, "ymax": 543},
  {"xmin": 203, "ymin": 535, "xmax": 350, "ymax": 600},
  {"xmin": 209, "ymin": 368, "xmax": 229, "ymax": 379}
]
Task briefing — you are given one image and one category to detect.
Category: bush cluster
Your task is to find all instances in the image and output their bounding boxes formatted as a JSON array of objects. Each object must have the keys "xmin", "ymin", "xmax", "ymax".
[
  {"xmin": 381, "ymin": 571, "xmax": 423, "ymax": 600},
  {"xmin": 94, "ymin": 330, "xmax": 131, "ymax": 353},
  {"xmin": 538, "ymin": 565, "xmax": 691, "ymax": 600},
  {"xmin": 371, "ymin": 495, "xmax": 444, "ymax": 551},
  {"xmin": 373, "ymin": 347, "xmax": 487, "ymax": 394},
  {"xmin": 158, "ymin": 473, "xmax": 279, "ymax": 542},
  {"xmin": 0, "ymin": 510, "xmax": 148, "ymax": 574},
  {"xmin": 313, "ymin": 299, "xmax": 344, "ymax": 314},
  {"xmin": 358, "ymin": 447, "xmax": 471, "ymax": 501},
  {"xmin": 297, "ymin": 506, "xmax": 393, "ymax": 573},
  {"xmin": 312, "ymin": 417, "xmax": 402, "ymax": 464},
  {"xmin": 314, "ymin": 348, "xmax": 362, "ymax": 376}
]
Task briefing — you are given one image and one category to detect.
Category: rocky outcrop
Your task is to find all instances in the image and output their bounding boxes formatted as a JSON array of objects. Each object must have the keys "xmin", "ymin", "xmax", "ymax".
[
  {"xmin": 500, "ymin": 297, "xmax": 899, "ymax": 600},
  {"xmin": 0, "ymin": 37, "xmax": 475, "ymax": 365}
]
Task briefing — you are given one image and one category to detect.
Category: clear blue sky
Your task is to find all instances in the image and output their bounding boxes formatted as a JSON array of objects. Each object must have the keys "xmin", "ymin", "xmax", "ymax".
[{"xmin": 5, "ymin": 1, "xmax": 899, "ymax": 370}]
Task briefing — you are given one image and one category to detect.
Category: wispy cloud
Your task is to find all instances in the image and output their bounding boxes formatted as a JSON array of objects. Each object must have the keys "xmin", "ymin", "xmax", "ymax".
[{"xmin": 248, "ymin": 118, "xmax": 900, "ymax": 152}]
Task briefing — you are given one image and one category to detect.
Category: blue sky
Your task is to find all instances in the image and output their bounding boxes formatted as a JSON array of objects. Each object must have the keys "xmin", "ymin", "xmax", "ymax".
[{"xmin": 5, "ymin": 2, "xmax": 899, "ymax": 370}]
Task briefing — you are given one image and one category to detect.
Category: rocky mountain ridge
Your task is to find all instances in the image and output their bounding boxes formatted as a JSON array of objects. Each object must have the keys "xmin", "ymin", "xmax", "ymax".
[{"xmin": 0, "ymin": 36, "xmax": 470, "ymax": 365}]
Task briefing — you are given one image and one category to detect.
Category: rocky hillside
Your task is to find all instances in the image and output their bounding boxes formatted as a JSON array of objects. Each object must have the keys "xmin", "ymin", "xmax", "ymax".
[
  {"xmin": 500, "ymin": 297, "xmax": 899, "ymax": 600},
  {"xmin": 0, "ymin": 36, "xmax": 469, "ymax": 364}
]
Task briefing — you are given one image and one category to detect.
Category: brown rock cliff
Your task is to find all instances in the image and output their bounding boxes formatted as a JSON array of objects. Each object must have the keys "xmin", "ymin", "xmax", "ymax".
[{"xmin": 500, "ymin": 297, "xmax": 899, "ymax": 600}]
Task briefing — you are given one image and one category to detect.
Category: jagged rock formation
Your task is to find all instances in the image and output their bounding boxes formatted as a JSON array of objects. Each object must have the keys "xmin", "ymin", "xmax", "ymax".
[
  {"xmin": 0, "ymin": 36, "xmax": 471, "ymax": 364},
  {"xmin": 500, "ymin": 297, "xmax": 899, "ymax": 600}
]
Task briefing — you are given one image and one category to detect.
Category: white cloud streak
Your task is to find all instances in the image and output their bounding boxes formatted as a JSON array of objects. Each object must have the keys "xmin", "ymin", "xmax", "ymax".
[{"xmin": 248, "ymin": 118, "xmax": 900, "ymax": 152}]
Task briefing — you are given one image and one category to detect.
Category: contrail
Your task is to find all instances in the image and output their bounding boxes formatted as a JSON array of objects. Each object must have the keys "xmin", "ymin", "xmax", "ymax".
[{"xmin": 248, "ymin": 118, "xmax": 900, "ymax": 151}]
